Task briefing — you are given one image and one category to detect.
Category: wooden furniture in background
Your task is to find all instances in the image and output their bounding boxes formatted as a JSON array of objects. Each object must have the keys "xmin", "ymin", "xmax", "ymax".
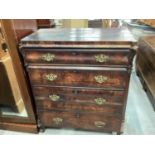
[
  {"xmin": 11, "ymin": 19, "xmax": 37, "ymax": 43},
  {"xmin": 20, "ymin": 28, "xmax": 136, "ymax": 134},
  {"xmin": 37, "ymin": 19, "xmax": 54, "ymax": 28},
  {"xmin": 62, "ymin": 19, "xmax": 88, "ymax": 28},
  {"xmin": 136, "ymin": 36, "xmax": 155, "ymax": 110},
  {"xmin": 88, "ymin": 19, "xmax": 102, "ymax": 28},
  {"xmin": 0, "ymin": 55, "xmax": 24, "ymax": 112},
  {"xmin": 0, "ymin": 22, "xmax": 23, "ymax": 112},
  {"xmin": 0, "ymin": 19, "xmax": 37, "ymax": 133},
  {"xmin": 138, "ymin": 19, "xmax": 155, "ymax": 28}
]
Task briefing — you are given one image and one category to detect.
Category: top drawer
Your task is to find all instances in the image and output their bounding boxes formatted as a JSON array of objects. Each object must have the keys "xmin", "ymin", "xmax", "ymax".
[{"xmin": 22, "ymin": 48, "xmax": 133, "ymax": 66}]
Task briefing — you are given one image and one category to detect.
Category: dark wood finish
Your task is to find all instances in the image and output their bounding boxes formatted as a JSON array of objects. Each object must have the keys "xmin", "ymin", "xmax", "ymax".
[
  {"xmin": 136, "ymin": 36, "xmax": 155, "ymax": 110},
  {"xmin": 28, "ymin": 66, "xmax": 128, "ymax": 88},
  {"xmin": 20, "ymin": 28, "xmax": 136, "ymax": 47},
  {"xmin": 36, "ymin": 100, "xmax": 123, "ymax": 115},
  {"xmin": 33, "ymin": 86, "xmax": 125, "ymax": 104},
  {"xmin": 36, "ymin": 19, "xmax": 52, "ymax": 28},
  {"xmin": 38, "ymin": 111, "xmax": 122, "ymax": 132},
  {"xmin": 20, "ymin": 28, "xmax": 136, "ymax": 134},
  {"xmin": 22, "ymin": 48, "xmax": 132, "ymax": 66},
  {"xmin": 0, "ymin": 20, "xmax": 37, "ymax": 133},
  {"xmin": 33, "ymin": 86, "xmax": 124, "ymax": 114}
]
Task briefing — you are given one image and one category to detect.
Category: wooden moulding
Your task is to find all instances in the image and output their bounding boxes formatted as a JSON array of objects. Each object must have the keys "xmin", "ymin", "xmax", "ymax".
[
  {"xmin": 0, "ymin": 122, "xmax": 38, "ymax": 134},
  {"xmin": 0, "ymin": 20, "xmax": 36, "ymax": 124},
  {"xmin": 0, "ymin": 54, "xmax": 24, "ymax": 112}
]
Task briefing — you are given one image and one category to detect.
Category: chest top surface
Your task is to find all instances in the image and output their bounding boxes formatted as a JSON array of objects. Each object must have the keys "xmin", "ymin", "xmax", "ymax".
[{"xmin": 20, "ymin": 28, "xmax": 136, "ymax": 48}]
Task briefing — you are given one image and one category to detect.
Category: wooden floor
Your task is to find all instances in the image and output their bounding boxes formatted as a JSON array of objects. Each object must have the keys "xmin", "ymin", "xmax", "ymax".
[{"xmin": 0, "ymin": 67, "xmax": 155, "ymax": 135}]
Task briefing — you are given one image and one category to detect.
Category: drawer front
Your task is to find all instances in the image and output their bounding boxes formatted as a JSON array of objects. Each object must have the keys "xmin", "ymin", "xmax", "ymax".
[
  {"xmin": 28, "ymin": 67, "xmax": 128, "ymax": 89},
  {"xmin": 38, "ymin": 111, "xmax": 122, "ymax": 132},
  {"xmin": 36, "ymin": 100, "xmax": 123, "ymax": 115},
  {"xmin": 23, "ymin": 48, "xmax": 132, "ymax": 66},
  {"xmin": 33, "ymin": 86, "xmax": 124, "ymax": 114}
]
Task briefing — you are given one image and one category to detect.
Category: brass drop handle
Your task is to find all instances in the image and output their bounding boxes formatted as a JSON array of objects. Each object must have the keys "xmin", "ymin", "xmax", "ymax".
[
  {"xmin": 94, "ymin": 121, "xmax": 106, "ymax": 128},
  {"xmin": 52, "ymin": 117, "xmax": 63, "ymax": 125},
  {"xmin": 94, "ymin": 75, "xmax": 108, "ymax": 84},
  {"xmin": 44, "ymin": 73, "xmax": 57, "ymax": 81},
  {"xmin": 49, "ymin": 94, "xmax": 60, "ymax": 101},
  {"xmin": 95, "ymin": 54, "xmax": 109, "ymax": 63},
  {"xmin": 94, "ymin": 98, "xmax": 106, "ymax": 105},
  {"xmin": 42, "ymin": 53, "xmax": 55, "ymax": 62}
]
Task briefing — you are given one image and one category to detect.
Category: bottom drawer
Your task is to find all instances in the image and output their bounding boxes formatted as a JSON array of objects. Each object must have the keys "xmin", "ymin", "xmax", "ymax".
[{"xmin": 38, "ymin": 111, "xmax": 122, "ymax": 132}]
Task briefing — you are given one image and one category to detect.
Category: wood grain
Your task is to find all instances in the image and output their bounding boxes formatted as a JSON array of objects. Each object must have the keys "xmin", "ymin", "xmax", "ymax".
[
  {"xmin": 20, "ymin": 28, "xmax": 136, "ymax": 134},
  {"xmin": 136, "ymin": 37, "xmax": 155, "ymax": 110},
  {"xmin": 28, "ymin": 66, "xmax": 128, "ymax": 88},
  {"xmin": 23, "ymin": 48, "xmax": 132, "ymax": 66},
  {"xmin": 38, "ymin": 110, "xmax": 122, "ymax": 132},
  {"xmin": 20, "ymin": 28, "xmax": 136, "ymax": 48}
]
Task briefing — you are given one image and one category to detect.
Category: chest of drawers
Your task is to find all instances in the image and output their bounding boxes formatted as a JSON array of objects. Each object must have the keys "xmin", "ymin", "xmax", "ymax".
[{"xmin": 20, "ymin": 28, "xmax": 136, "ymax": 134}]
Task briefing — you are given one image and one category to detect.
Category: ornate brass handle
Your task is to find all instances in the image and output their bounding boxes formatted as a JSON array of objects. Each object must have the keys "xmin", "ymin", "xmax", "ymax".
[
  {"xmin": 49, "ymin": 94, "xmax": 60, "ymax": 101},
  {"xmin": 42, "ymin": 53, "xmax": 55, "ymax": 62},
  {"xmin": 44, "ymin": 73, "xmax": 57, "ymax": 81},
  {"xmin": 94, "ymin": 75, "xmax": 108, "ymax": 84},
  {"xmin": 52, "ymin": 117, "xmax": 63, "ymax": 125},
  {"xmin": 94, "ymin": 121, "xmax": 106, "ymax": 128},
  {"xmin": 94, "ymin": 98, "xmax": 106, "ymax": 105},
  {"xmin": 95, "ymin": 54, "xmax": 109, "ymax": 63}
]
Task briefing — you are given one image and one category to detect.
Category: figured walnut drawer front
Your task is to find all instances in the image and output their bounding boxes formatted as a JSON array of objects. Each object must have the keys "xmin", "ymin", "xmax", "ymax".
[
  {"xmin": 23, "ymin": 48, "xmax": 132, "ymax": 66},
  {"xmin": 35, "ymin": 100, "xmax": 123, "ymax": 115},
  {"xmin": 33, "ymin": 86, "xmax": 124, "ymax": 114},
  {"xmin": 28, "ymin": 66, "xmax": 128, "ymax": 89},
  {"xmin": 38, "ymin": 111, "xmax": 122, "ymax": 132}
]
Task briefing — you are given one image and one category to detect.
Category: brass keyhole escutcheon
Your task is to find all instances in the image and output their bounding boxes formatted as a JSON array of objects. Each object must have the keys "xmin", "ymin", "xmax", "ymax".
[
  {"xmin": 94, "ymin": 75, "xmax": 108, "ymax": 84},
  {"xmin": 49, "ymin": 94, "xmax": 60, "ymax": 101},
  {"xmin": 94, "ymin": 121, "xmax": 106, "ymax": 128},
  {"xmin": 42, "ymin": 53, "xmax": 55, "ymax": 62},
  {"xmin": 95, "ymin": 54, "xmax": 109, "ymax": 63},
  {"xmin": 52, "ymin": 117, "xmax": 63, "ymax": 125},
  {"xmin": 44, "ymin": 73, "xmax": 57, "ymax": 81},
  {"xmin": 94, "ymin": 98, "xmax": 106, "ymax": 105}
]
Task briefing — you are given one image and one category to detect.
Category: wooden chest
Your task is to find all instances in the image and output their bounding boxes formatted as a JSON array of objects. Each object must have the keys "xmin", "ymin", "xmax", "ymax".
[
  {"xmin": 136, "ymin": 36, "xmax": 155, "ymax": 110},
  {"xmin": 20, "ymin": 28, "xmax": 136, "ymax": 134}
]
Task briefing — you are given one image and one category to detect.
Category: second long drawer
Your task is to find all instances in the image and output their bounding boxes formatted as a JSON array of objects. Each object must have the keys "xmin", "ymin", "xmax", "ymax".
[{"xmin": 28, "ymin": 66, "xmax": 128, "ymax": 89}]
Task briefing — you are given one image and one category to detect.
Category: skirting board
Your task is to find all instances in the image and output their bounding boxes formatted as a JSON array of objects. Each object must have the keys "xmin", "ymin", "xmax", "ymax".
[{"xmin": 0, "ymin": 122, "xmax": 38, "ymax": 134}]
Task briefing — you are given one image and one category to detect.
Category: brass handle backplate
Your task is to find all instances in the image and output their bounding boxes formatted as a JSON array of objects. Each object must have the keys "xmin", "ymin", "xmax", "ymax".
[
  {"xmin": 95, "ymin": 54, "xmax": 109, "ymax": 63},
  {"xmin": 94, "ymin": 98, "xmax": 106, "ymax": 105},
  {"xmin": 94, "ymin": 75, "xmax": 108, "ymax": 84},
  {"xmin": 42, "ymin": 53, "xmax": 55, "ymax": 62},
  {"xmin": 44, "ymin": 73, "xmax": 57, "ymax": 81},
  {"xmin": 52, "ymin": 117, "xmax": 63, "ymax": 125},
  {"xmin": 49, "ymin": 94, "xmax": 60, "ymax": 101},
  {"xmin": 94, "ymin": 121, "xmax": 106, "ymax": 128}
]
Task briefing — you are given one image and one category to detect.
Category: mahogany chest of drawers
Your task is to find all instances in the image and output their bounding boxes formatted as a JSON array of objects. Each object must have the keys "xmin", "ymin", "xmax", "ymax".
[{"xmin": 20, "ymin": 28, "xmax": 136, "ymax": 134}]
